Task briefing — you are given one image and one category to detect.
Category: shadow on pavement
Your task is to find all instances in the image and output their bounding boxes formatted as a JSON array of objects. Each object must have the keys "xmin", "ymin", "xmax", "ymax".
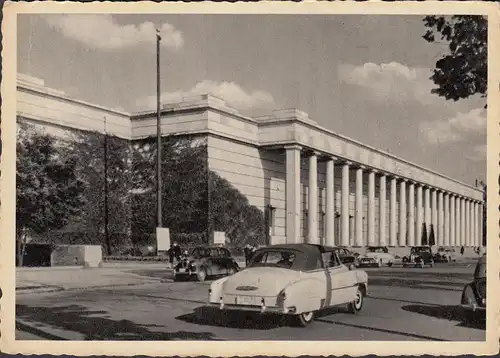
[
  {"xmin": 368, "ymin": 278, "xmax": 463, "ymax": 292},
  {"xmin": 401, "ymin": 304, "xmax": 486, "ymax": 330},
  {"xmin": 176, "ymin": 305, "xmax": 289, "ymax": 330},
  {"xmin": 16, "ymin": 304, "xmax": 220, "ymax": 340}
]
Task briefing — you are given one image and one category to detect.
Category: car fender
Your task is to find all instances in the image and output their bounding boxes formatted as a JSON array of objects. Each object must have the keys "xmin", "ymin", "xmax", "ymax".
[
  {"xmin": 281, "ymin": 277, "xmax": 325, "ymax": 314},
  {"xmin": 208, "ymin": 276, "xmax": 231, "ymax": 302}
]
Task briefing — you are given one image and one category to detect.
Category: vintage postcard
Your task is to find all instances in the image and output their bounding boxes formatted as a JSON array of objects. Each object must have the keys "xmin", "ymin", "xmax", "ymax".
[{"xmin": 1, "ymin": 1, "xmax": 499, "ymax": 356}]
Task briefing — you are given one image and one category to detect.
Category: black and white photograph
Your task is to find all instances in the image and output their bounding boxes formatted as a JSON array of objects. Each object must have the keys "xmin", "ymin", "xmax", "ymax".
[{"xmin": 1, "ymin": 1, "xmax": 498, "ymax": 356}]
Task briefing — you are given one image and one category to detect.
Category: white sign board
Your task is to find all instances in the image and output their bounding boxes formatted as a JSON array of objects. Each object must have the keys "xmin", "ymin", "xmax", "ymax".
[
  {"xmin": 156, "ymin": 227, "xmax": 170, "ymax": 251},
  {"xmin": 212, "ymin": 231, "xmax": 226, "ymax": 245}
]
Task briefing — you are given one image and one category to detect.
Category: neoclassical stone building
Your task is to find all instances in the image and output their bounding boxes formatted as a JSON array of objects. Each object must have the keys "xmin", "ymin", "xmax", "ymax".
[{"xmin": 17, "ymin": 74, "xmax": 485, "ymax": 250}]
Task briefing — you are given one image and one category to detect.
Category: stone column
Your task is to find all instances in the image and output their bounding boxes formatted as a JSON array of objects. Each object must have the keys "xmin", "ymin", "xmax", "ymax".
[
  {"xmin": 379, "ymin": 174, "xmax": 387, "ymax": 246},
  {"xmin": 285, "ymin": 145, "xmax": 301, "ymax": 244},
  {"xmin": 431, "ymin": 189, "xmax": 437, "ymax": 243},
  {"xmin": 407, "ymin": 182, "xmax": 415, "ymax": 246},
  {"xmin": 450, "ymin": 195, "xmax": 456, "ymax": 247},
  {"xmin": 478, "ymin": 202, "xmax": 483, "ymax": 247},
  {"xmin": 325, "ymin": 157, "xmax": 335, "ymax": 247},
  {"xmin": 341, "ymin": 162, "xmax": 350, "ymax": 247},
  {"xmin": 456, "ymin": 196, "xmax": 461, "ymax": 247},
  {"xmin": 399, "ymin": 179, "xmax": 407, "ymax": 247},
  {"xmin": 416, "ymin": 184, "xmax": 423, "ymax": 245},
  {"xmin": 464, "ymin": 199, "xmax": 468, "ymax": 247},
  {"xmin": 308, "ymin": 152, "xmax": 318, "ymax": 244},
  {"xmin": 471, "ymin": 201, "xmax": 477, "ymax": 247},
  {"xmin": 469, "ymin": 201, "xmax": 473, "ymax": 247},
  {"xmin": 390, "ymin": 176, "xmax": 397, "ymax": 247},
  {"xmin": 355, "ymin": 166, "xmax": 364, "ymax": 247},
  {"xmin": 438, "ymin": 190, "xmax": 444, "ymax": 246},
  {"xmin": 368, "ymin": 169, "xmax": 376, "ymax": 246},
  {"xmin": 460, "ymin": 197, "xmax": 466, "ymax": 246},
  {"xmin": 424, "ymin": 187, "xmax": 431, "ymax": 241},
  {"xmin": 444, "ymin": 193, "xmax": 450, "ymax": 246}
]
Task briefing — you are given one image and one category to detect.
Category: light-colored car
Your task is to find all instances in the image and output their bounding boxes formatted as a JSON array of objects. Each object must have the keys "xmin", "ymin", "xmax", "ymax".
[
  {"xmin": 208, "ymin": 243, "xmax": 369, "ymax": 327},
  {"xmin": 358, "ymin": 246, "xmax": 395, "ymax": 267},
  {"xmin": 434, "ymin": 247, "xmax": 457, "ymax": 263}
]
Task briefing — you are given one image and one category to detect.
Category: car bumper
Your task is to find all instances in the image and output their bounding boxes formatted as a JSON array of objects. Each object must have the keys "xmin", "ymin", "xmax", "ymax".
[
  {"xmin": 357, "ymin": 260, "xmax": 378, "ymax": 267},
  {"xmin": 461, "ymin": 303, "xmax": 486, "ymax": 313},
  {"xmin": 208, "ymin": 302, "xmax": 292, "ymax": 314}
]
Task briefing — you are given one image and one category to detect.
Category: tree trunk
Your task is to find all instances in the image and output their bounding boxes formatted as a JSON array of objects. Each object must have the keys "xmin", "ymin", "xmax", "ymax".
[{"xmin": 16, "ymin": 230, "xmax": 27, "ymax": 267}]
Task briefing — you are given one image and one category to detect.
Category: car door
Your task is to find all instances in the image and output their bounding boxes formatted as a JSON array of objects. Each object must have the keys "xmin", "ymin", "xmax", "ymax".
[{"xmin": 323, "ymin": 250, "xmax": 353, "ymax": 307}]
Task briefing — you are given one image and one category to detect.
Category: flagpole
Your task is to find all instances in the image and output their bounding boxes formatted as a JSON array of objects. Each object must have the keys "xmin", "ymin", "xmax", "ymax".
[{"xmin": 156, "ymin": 29, "xmax": 163, "ymax": 231}]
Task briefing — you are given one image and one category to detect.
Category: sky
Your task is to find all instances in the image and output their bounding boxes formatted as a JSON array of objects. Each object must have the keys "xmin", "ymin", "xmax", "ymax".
[{"xmin": 17, "ymin": 14, "xmax": 487, "ymax": 186}]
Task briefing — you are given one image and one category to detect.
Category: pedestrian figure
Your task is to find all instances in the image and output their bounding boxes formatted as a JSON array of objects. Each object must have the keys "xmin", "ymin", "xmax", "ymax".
[
  {"xmin": 244, "ymin": 245, "xmax": 251, "ymax": 266},
  {"xmin": 460, "ymin": 246, "xmax": 465, "ymax": 256}
]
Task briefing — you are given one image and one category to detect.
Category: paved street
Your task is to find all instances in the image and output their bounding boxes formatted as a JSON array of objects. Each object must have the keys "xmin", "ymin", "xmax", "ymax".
[{"xmin": 15, "ymin": 263, "xmax": 485, "ymax": 341}]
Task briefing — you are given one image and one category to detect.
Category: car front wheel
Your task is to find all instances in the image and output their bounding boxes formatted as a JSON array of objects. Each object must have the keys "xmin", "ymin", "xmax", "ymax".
[
  {"xmin": 295, "ymin": 311, "xmax": 315, "ymax": 327},
  {"xmin": 348, "ymin": 286, "xmax": 364, "ymax": 314},
  {"xmin": 197, "ymin": 267, "xmax": 207, "ymax": 282}
]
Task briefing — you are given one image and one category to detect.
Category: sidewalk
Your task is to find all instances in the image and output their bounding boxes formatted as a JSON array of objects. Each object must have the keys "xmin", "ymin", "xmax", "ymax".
[{"xmin": 16, "ymin": 265, "xmax": 167, "ymax": 295}]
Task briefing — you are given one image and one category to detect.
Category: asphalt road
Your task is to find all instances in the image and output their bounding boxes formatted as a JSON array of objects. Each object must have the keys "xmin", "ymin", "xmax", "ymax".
[{"xmin": 16, "ymin": 265, "xmax": 486, "ymax": 341}]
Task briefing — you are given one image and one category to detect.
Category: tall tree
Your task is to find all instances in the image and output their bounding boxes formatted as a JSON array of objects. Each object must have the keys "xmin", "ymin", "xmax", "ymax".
[
  {"xmin": 422, "ymin": 15, "xmax": 487, "ymax": 105},
  {"xmin": 16, "ymin": 124, "xmax": 86, "ymax": 265}
]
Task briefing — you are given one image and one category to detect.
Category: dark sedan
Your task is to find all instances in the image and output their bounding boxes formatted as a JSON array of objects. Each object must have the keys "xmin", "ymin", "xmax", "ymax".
[
  {"xmin": 460, "ymin": 254, "xmax": 486, "ymax": 323},
  {"xmin": 173, "ymin": 246, "xmax": 240, "ymax": 282}
]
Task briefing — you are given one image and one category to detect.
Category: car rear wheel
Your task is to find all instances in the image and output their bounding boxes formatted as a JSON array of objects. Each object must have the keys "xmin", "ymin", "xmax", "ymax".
[
  {"xmin": 348, "ymin": 286, "xmax": 364, "ymax": 314},
  {"xmin": 197, "ymin": 267, "xmax": 207, "ymax": 282},
  {"xmin": 294, "ymin": 311, "xmax": 315, "ymax": 327}
]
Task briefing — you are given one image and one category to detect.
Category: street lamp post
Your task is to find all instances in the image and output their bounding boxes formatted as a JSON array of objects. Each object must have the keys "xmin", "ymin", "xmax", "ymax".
[
  {"xmin": 104, "ymin": 116, "xmax": 111, "ymax": 255},
  {"xmin": 156, "ymin": 29, "xmax": 163, "ymax": 230}
]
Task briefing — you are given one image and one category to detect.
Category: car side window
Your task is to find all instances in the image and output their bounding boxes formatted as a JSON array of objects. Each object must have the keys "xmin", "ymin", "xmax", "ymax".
[
  {"xmin": 219, "ymin": 248, "xmax": 230, "ymax": 257},
  {"xmin": 323, "ymin": 252, "xmax": 341, "ymax": 268}
]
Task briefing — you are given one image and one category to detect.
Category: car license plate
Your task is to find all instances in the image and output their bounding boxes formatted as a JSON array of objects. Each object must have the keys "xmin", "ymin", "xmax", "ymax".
[
  {"xmin": 362, "ymin": 259, "xmax": 371, "ymax": 262},
  {"xmin": 178, "ymin": 268, "xmax": 185, "ymax": 273},
  {"xmin": 236, "ymin": 296, "xmax": 256, "ymax": 305}
]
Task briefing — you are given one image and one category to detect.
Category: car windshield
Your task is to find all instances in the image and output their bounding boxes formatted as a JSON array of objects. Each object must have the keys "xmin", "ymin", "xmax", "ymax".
[
  {"xmin": 191, "ymin": 248, "xmax": 218, "ymax": 258},
  {"xmin": 249, "ymin": 250, "xmax": 297, "ymax": 269},
  {"xmin": 474, "ymin": 262, "xmax": 486, "ymax": 279},
  {"xmin": 412, "ymin": 247, "xmax": 431, "ymax": 253},
  {"xmin": 367, "ymin": 247, "xmax": 387, "ymax": 253}
]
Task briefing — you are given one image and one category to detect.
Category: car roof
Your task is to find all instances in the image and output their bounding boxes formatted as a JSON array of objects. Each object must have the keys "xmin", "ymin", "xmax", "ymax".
[{"xmin": 253, "ymin": 244, "xmax": 328, "ymax": 270}]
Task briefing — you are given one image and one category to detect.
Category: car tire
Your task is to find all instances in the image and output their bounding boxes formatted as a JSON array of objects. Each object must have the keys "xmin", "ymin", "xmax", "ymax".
[
  {"xmin": 197, "ymin": 267, "xmax": 207, "ymax": 282},
  {"xmin": 347, "ymin": 286, "xmax": 364, "ymax": 314},
  {"xmin": 387, "ymin": 262, "xmax": 393, "ymax": 267},
  {"xmin": 294, "ymin": 311, "xmax": 315, "ymax": 327}
]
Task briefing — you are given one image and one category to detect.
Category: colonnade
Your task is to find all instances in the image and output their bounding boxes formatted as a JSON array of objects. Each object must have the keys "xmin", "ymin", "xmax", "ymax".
[{"xmin": 285, "ymin": 145, "xmax": 484, "ymax": 247}]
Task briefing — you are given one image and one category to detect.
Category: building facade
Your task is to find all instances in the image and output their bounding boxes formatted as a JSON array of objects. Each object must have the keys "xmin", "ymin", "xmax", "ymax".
[{"xmin": 17, "ymin": 74, "xmax": 485, "ymax": 250}]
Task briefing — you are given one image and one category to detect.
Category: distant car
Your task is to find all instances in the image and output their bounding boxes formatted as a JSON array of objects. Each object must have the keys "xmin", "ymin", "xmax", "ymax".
[
  {"xmin": 460, "ymin": 254, "xmax": 486, "ymax": 323},
  {"xmin": 358, "ymin": 246, "xmax": 395, "ymax": 267},
  {"xmin": 173, "ymin": 246, "xmax": 239, "ymax": 282},
  {"xmin": 402, "ymin": 246, "xmax": 434, "ymax": 268},
  {"xmin": 434, "ymin": 247, "xmax": 457, "ymax": 263},
  {"xmin": 332, "ymin": 246, "xmax": 359, "ymax": 270},
  {"xmin": 208, "ymin": 244, "xmax": 369, "ymax": 327}
]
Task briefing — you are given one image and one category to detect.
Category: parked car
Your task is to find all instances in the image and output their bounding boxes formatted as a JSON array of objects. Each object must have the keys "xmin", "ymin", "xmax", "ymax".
[
  {"xmin": 207, "ymin": 243, "xmax": 369, "ymax": 327},
  {"xmin": 332, "ymin": 246, "xmax": 360, "ymax": 270},
  {"xmin": 173, "ymin": 246, "xmax": 240, "ymax": 282},
  {"xmin": 434, "ymin": 247, "xmax": 457, "ymax": 263},
  {"xmin": 460, "ymin": 254, "xmax": 486, "ymax": 323},
  {"xmin": 358, "ymin": 246, "xmax": 395, "ymax": 267},
  {"xmin": 402, "ymin": 246, "xmax": 434, "ymax": 268}
]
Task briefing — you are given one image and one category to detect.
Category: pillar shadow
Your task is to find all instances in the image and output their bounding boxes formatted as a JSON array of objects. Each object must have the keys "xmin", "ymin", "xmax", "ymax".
[{"xmin": 16, "ymin": 304, "xmax": 219, "ymax": 340}]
